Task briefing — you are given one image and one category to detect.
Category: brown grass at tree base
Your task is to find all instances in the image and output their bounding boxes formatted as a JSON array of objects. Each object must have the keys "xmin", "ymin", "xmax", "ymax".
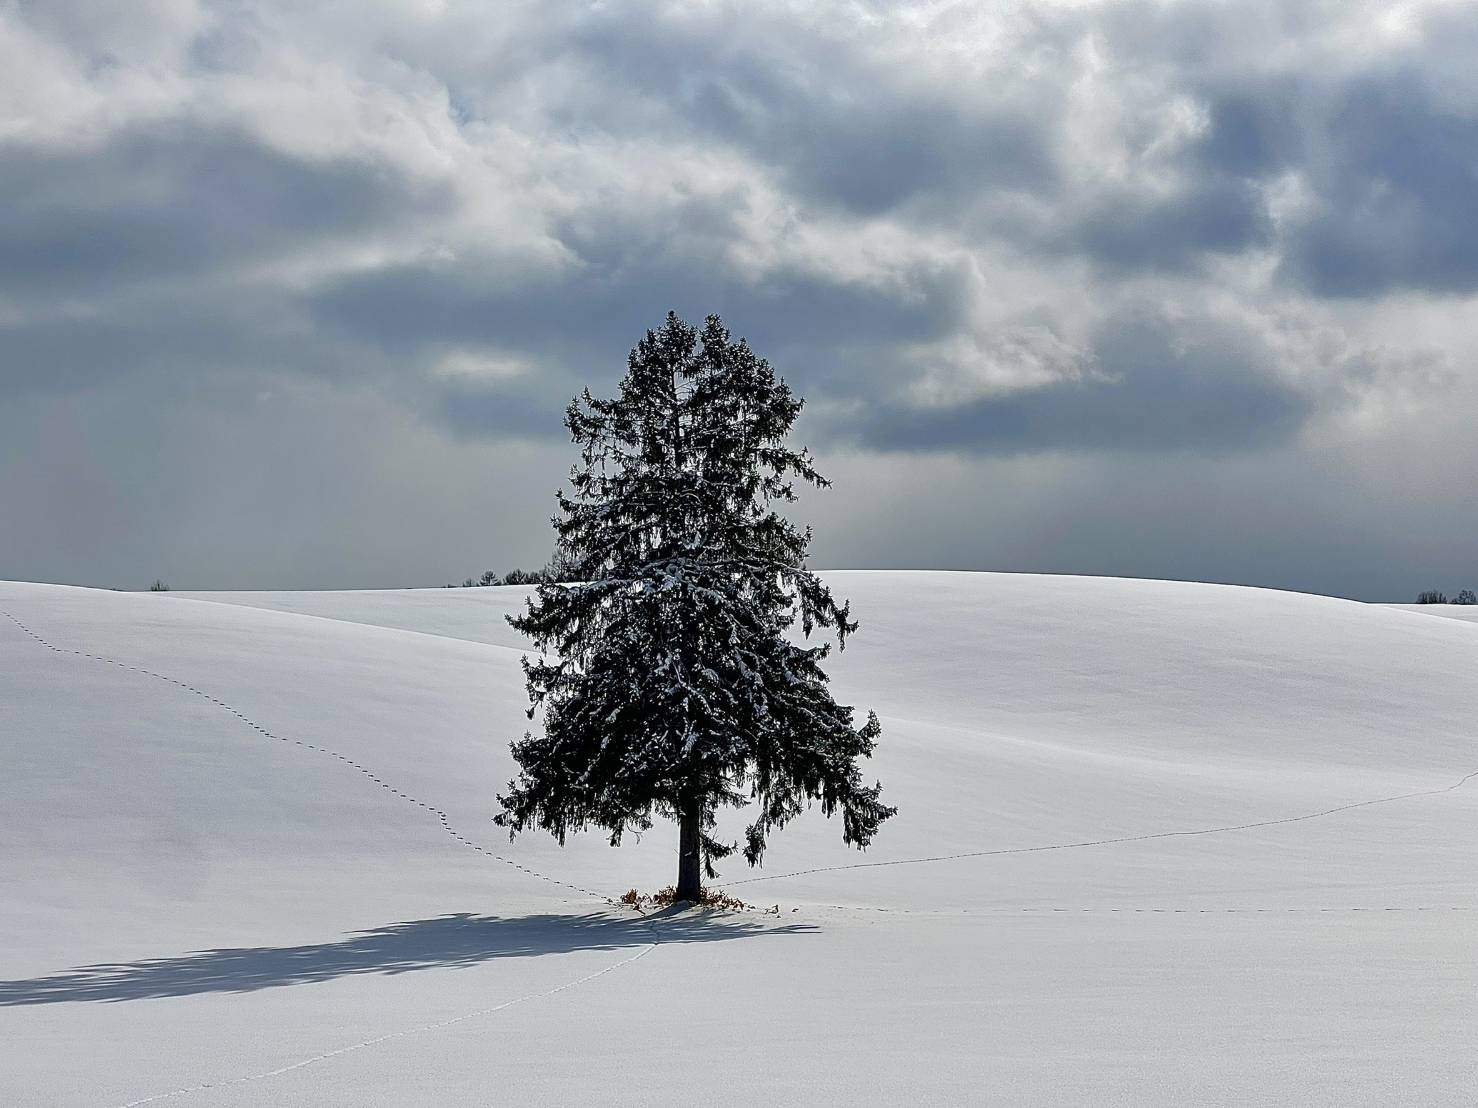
[{"xmin": 615, "ymin": 886, "xmax": 754, "ymax": 912}]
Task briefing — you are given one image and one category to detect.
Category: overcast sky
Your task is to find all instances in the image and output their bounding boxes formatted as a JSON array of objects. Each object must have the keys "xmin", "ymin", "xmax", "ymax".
[{"xmin": 3, "ymin": 0, "xmax": 1476, "ymax": 600}]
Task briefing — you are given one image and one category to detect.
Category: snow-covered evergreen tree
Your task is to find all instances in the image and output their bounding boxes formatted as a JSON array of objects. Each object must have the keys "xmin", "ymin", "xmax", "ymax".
[{"xmin": 495, "ymin": 312, "xmax": 894, "ymax": 901}]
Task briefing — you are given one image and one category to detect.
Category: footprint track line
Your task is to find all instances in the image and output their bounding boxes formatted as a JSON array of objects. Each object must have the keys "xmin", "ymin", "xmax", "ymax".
[
  {"xmin": 1, "ymin": 607, "xmax": 601, "ymax": 901},
  {"xmin": 720, "ymin": 761, "xmax": 1478, "ymax": 892},
  {"xmin": 2, "ymin": 606, "xmax": 670, "ymax": 1106},
  {"xmin": 803, "ymin": 902, "xmax": 1476, "ymax": 916}
]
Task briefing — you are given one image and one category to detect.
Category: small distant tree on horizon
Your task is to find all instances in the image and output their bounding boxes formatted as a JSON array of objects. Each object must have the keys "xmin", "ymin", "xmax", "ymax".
[
  {"xmin": 453, "ymin": 560, "xmax": 579, "ymax": 588},
  {"xmin": 1416, "ymin": 590, "xmax": 1448, "ymax": 604},
  {"xmin": 149, "ymin": 579, "xmax": 169, "ymax": 592},
  {"xmin": 1455, "ymin": 589, "xmax": 1476, "ymax": 605},
  {"xmin": 493, "ymin": 311, "xmax": 894, "ymax": 902}
]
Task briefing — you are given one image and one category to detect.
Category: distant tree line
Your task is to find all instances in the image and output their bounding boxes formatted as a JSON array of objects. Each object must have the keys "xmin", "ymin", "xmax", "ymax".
[
  {"xmin": 1416, "ymin": 589, "xmax": 1476, "ymax": 605},
  {"xmin": 445, "ymin": 556, "xmax": 582, "ymax": 589}
]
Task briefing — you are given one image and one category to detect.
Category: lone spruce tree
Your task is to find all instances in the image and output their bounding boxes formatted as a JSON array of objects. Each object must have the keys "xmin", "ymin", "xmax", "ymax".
[{"xmin": 495, "ymin": 311, "xmax": 894, "ymax": 901}]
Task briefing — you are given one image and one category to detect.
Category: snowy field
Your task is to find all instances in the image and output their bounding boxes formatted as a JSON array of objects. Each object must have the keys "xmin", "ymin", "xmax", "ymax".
[
  {"xmin": 1387, "ymin": 603, "xmax": 1478, "ymax": 623},
  {"xmin": 4, "ymin": 572, "xmax": 1477, "ymax": 1105}
]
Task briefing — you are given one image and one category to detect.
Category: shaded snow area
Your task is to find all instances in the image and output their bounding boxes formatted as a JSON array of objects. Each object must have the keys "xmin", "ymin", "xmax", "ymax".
[{"xmin": 5, "ymin": 572, "xmax": 1478, "ymax": 1105}]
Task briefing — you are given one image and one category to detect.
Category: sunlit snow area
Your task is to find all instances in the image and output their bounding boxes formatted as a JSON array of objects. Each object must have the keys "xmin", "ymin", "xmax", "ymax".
[{"xmin": 4, "ymin": 572, "xmax": 1476, "ymax": 1105}]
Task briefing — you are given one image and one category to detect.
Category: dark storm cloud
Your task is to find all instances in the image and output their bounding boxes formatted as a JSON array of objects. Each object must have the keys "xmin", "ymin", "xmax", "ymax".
[
  {"xmin": 0, "ymin": 288, "xmax": 361, "ymax": 400},
  {"xmin": 675, "ymin": 73, "xmax": 1056, "ymax": 219},
  {"xmin": 553, "ymin": 9, "xmax": 1061, "ymax": 216},
  {"xmin": 849, "ymin": 308, "xmax": 1312, "ymax": 455},
  {"xmin": 1150, "ymin": 6, "xmax": 1478, "ymax": 297},
  {"xmin": 1009, "ymin": 2, "xmax": 1478, "ymax": 295},
  {"xmin": 0, "ymin": 118, "xmax": 453, "ymax": 399},
  {"xmin": 307, "ymin": 230, "xmax": 973, "ymax": 440},
  {"xmin": 0, "ymin": 123, "xmax": 452, "ymax": 300},
  {"xmin": 310, "ymin": 251, "xmax": 970, "ymax": 441},
  {"xmin": 1067, "ymin": 179, "xmax": 1272, "ymax": 274},
  {"xmin": 1278, "ymin": 70, "xmax": 1478, "ymax": 296},
  {"xmin": 311, "ymin": 255, "xmax": 965, "ymax": 360},
  {"xmin": 1193, "ymin": 87, "xmax": 1301, "ymax": 178}
]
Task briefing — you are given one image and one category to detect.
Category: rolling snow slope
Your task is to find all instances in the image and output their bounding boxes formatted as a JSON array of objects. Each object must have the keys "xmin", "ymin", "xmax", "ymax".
[
  {"xmin": 1388, "ymin": 603, "xmax": 1478, "ymax": 624},
  {"xmin": 4, "ymin": 573, "xmax": 1477, "ymax": 1105}
]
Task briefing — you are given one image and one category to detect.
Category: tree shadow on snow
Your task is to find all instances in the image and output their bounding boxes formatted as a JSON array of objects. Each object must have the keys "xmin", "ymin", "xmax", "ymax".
[{"xmin": 0, "ymin": 909, "xmax": 813, "ymax": 1006}]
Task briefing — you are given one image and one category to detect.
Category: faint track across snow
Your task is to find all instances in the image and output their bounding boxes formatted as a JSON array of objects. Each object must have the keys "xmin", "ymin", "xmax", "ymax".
[
  {"xmin": 808, "ymin": 903, "xmax": 1475, "ymax": 916},
  {"xmin": 0, "ymin": 606, "xmax": 601, "ymax": 900},
  {"xmin": 720, "ymin": 759, "xmax": 1478, "ymax": 891},
  {"xmin": 2, "ymin": 602, "xmax": 672, "ymax": 1106}
]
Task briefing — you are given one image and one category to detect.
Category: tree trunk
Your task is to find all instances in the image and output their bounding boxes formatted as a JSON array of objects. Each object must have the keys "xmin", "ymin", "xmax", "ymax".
[{"xmin": 676, "ymin": 802, "xmax": 702, "ymax": 903}]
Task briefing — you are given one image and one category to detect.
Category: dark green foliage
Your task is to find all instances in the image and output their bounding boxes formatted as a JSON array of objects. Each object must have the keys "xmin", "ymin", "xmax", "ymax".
[
  {"xmin": 494, "ymin": 312, "xmax": 894, "ymax": 894},
  {"xmin": 457, "ymin": 560, "xmax": 578, "ymax": 588}
]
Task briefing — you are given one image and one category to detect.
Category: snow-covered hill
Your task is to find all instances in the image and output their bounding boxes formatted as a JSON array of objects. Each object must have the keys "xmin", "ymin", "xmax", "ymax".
[
  {"xmin": 4, "ymin": 573, "xmax": 1476, "ymax": 1105},
  {"xmin": 1388, "ymin": 603, "xmax": 1478, "ymax": 623}
]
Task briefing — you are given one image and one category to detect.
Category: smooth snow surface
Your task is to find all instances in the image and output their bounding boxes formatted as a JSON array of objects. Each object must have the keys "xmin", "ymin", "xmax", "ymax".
[
  {"xmin": 5, "ymin": 572, "xmax": 1477, "ymax": 1105},
  {"xmin": 1387, "ymin": 603, "xmax": 1478, "ymax": 623}
]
